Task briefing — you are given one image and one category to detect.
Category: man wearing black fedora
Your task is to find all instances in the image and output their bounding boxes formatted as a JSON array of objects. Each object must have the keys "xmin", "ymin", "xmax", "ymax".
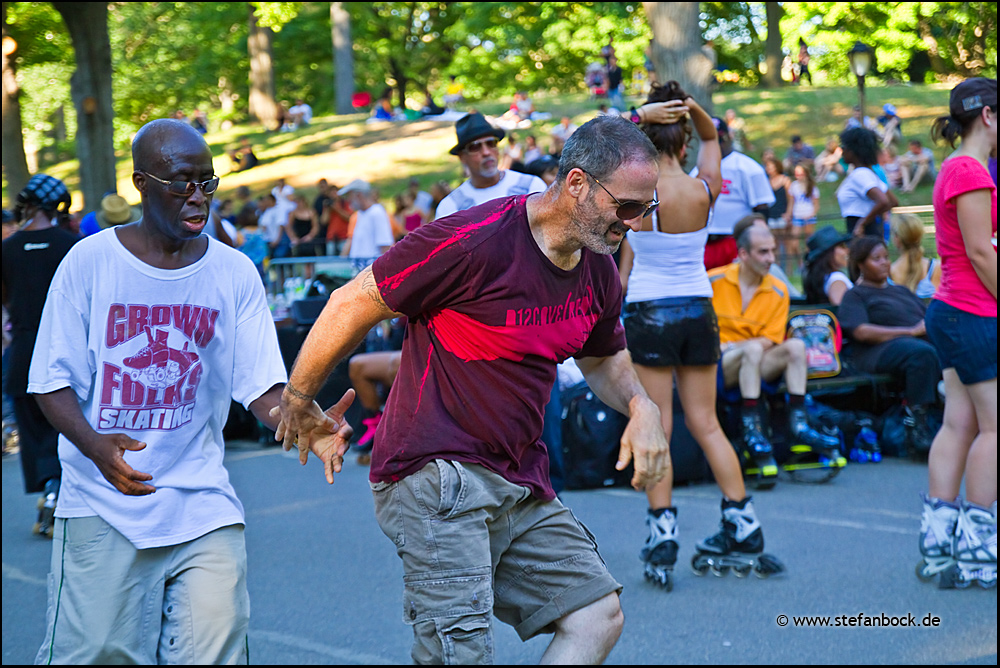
[{"xmin": 434, "ymin": 112, "xmax": 548, "ymax": 220}]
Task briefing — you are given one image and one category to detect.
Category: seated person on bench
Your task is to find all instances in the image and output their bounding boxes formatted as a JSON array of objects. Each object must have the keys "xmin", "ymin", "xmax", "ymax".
[{"xmin": 710, "ymin": 224, "xmax": 839, "ymax": 455}]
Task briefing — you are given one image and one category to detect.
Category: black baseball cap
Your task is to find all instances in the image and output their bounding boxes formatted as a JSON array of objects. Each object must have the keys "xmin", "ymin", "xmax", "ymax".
[{"xmin": 950, "ymin": 78, "xmax": 997, "ymax": 118}]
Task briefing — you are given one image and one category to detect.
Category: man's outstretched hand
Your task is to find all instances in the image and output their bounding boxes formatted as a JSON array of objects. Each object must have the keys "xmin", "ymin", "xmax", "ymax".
[{"xmin": 273, "ymin": 388, "xmax": 356, "ymax": 484}]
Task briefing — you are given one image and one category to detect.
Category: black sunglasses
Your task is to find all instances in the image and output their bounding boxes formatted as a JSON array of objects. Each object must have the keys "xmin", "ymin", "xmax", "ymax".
[
  {"xmin": 464, "ymin": 137, "xmax": 499, "ymax": 154},
  {"xmin": 138, "ymin": 171, "xmax": 220, "ymax": 197},
  {"xmin": 581, "ymin": 170, "xmax": 658, "ymax": 220}
]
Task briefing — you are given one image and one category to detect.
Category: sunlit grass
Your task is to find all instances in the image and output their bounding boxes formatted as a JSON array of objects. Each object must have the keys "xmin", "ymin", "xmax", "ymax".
[{"xmin": 8, "ymin": 84, "xmax": 950, "ymax": 216}]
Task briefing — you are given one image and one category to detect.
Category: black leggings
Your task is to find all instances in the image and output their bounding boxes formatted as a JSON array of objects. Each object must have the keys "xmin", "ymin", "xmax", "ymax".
[{"xmin": 12, "ymin": 396, "xmax": 61, "ymax": 494}]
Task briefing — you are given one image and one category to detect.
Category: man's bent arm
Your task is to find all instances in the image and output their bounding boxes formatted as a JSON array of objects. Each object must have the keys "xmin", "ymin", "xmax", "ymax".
[
  {"xmin": 284, "ymin": 265, "xmax": 400, "ymax": 403},
  {"xmin": 575, "ymin": 350, "xmax": 671, "ymax": 490},
  {"xmin": 34, "ymin": 387, "xmax": 155, "ymax": 495},
  {"xmin": 277, "ymin": 266, "xmax": 400, "ymax": 462},
  {"xmin": 574, "ymin": 349, "xmax": 649, "ymax": 417}
]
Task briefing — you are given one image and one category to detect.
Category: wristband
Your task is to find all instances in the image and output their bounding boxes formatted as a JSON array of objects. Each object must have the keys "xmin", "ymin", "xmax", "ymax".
[{"xmin": 630, "ymin": 106, "xmax": 641, "ymax": 124}]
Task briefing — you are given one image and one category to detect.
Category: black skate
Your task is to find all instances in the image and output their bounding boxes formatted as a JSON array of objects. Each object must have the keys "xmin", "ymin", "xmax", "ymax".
[
  {"xmin": 738, "ymin": 410, "xmax": 778, "ymax": 490},
  {"xmin": 938, "ymin": 502, "xmax": 997, "ymax": 589},
  {"xmin": 783, "ymin": 407, "xmax": 846, "ymax": 484},
  {"xmin": 33, "ymin": 478, "xmax": 59, "ymax": 539},
  {"xmin": 640, "ymin": 508, "xmax": 678, "ymax": 591},
  {"xmin": 691, "ymin": 497, "xmax": 785, "ymax": 579}
]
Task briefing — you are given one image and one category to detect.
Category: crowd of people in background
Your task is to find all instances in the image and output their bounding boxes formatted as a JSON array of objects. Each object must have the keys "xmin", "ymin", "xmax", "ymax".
[{"xmin": 0, "ymin": 28, "xmax": 995, "ymax": 663}]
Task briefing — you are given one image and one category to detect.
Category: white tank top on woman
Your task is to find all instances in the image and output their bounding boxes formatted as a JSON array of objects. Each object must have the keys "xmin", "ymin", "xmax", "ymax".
[{"xmin": 625, "ymin": 181, "xmax": 713, "ymax": 302}]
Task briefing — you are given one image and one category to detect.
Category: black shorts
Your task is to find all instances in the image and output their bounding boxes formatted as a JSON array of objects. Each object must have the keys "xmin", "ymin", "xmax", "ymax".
[{"xmin": 623, "ymin": 297, "xmax": 721, "ymax": 367}]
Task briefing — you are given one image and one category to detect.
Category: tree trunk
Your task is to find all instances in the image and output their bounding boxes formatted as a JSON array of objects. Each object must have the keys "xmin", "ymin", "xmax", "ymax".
[
  {"xmin": 762, "ymin": 1, "xmax": 784, "ymax": 88},
  {"xmin": 391, "ymin": 59, "xmax": 407, "ymax": 111},
  {"xmin": 643, "ymin": 2, "xmax": 714, "ymax": 115},
  {"xmin": 331, "ymin": 2, "xmax": 354, "ymax": 115},
  {"xmin": 53, "ymin": 2, "xmax": 116, "ymax": 214},
  {"xmin": 2, "ymin": 1, "xmax": 30, "ymax": 203},
  {"xmin": 248, "ymin": 4, "xmax": 278, "ymax": 129}
]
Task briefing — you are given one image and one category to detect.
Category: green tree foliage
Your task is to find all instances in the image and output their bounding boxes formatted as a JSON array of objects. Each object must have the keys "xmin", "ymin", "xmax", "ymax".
[
  {"xmin": 780, "ymin": 2, "xmax": 996, "ymax": 83},
  {"xmin": 699, "ymin": 2, "xmax": 767, "ymax": 84},
  {"xmin": 5, "ymin": 1, "xmax": 994, "ymax": 163},
  {"xmin": 5, "ymin": 2, "xmax": 75, "ymax": 156},
  {"xmin": 444, "ymin": 3, "xmax": 650, "ymax": 101}
]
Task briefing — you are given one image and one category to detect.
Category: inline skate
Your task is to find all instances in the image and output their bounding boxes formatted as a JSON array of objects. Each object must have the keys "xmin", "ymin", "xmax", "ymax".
[
  {"xmin": 915, "ymin": 493, "xmax": 958, "ymax": 582},
  {"xmin": 782, "ymin": 406, "xmax": 846, "ymax": 483},
  {"xmin": 640, "ymin": 507, "xmax": 678, "ymax": 591},
  {"xmin": 691, "ymin": 496, "xmax": 785, "ymax": 578},
  {"xmin": 938, "ymin": 501, "xmax": 997, "ymax": 589},
  {"xmin": 738, "ymin": 409, "xmax": 778, "ymax": 490},
  {"xmin": 33, "ymin": 478, "xmax": 59, "ymax": 538}
]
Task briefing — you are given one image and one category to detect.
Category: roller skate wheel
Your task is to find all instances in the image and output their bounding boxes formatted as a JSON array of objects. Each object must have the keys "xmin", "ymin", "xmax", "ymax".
[
  {"xmin": 643, "ymin": 564, "xmax": 673, "ymax": 591},
  {"xmin": 733, "ymin": 564, "xmax": 752, "ymax": 578},
  {"xmin": 691, "ymin": 555, "xmax": 710, "ymax": 576},
  {"xmin": 754, "ymin": 553, "xmax": 786, "ymax": 578},
  {"xmin": 711, "ymin": 564, "xmax": 730, "ymax": 577},
  {"xmin": 915, "ymin": 561, "xmax": 937, "ymax": 582}
]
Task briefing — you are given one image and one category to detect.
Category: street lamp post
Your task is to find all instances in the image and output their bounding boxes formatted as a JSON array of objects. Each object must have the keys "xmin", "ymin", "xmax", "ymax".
[{"xmin": 848, "ymin": 42, "xmax": 875, "ymax": 124}]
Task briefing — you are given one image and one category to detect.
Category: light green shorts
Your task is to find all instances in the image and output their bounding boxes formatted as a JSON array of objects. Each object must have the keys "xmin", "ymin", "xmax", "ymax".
[{"xmin": 36, "ymin": 516, "xmax": 249, "ymax": 665}]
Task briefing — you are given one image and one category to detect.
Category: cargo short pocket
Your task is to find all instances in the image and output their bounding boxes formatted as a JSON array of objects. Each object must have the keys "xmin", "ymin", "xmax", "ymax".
[
  {"xmin": 370, "ymin": 481, "xmax": 405, "ymax": 548},
  {"xmin": 414, "ymin": 460, "xmax": 467, "ymax": 521},
  {"xmin": 403, "ymin": 567, "xmax": 494, "ymax": 665}
]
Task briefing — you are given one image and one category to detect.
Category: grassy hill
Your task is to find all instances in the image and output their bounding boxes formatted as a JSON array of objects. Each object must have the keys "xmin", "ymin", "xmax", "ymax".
[{"xmin": 26, "ymin": 83, "xmax": 951, "ymax": 217}]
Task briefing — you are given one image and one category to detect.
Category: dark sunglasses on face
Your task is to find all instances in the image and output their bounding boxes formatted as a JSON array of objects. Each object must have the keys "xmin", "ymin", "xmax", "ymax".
[
  {"xmin": 582, "ymin": 170, "xmax": 658, "ymax": 220},
  {"xmin": 464, "ymin": 138, "xmax": 498, "ymax": 154},
  {"xmin": 138, "ymin": 171, "xmax": 220, "ymax": 197}
]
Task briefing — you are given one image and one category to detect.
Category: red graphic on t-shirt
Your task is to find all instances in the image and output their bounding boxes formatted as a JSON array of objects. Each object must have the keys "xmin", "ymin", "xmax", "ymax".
[
  {"xmin": 719, "ymin": 178, "xmax": 732, "ymax": 195},
  {"xmin": 97, "ymin": 303, "xmax": 217, "ymax": 432},
  {"xmin": 377, "ymin": 198, "xmax": 515, "ymax": 295},
  {"xmin": 427, "ymin": 285, "xmax": 598, "ymax": 363}
]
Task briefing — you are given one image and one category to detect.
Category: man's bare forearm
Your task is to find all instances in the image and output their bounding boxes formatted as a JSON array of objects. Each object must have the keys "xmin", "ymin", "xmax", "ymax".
[
  {"xmin": 284, "ymin": 266, "xmax": 399, "ymax": 401},
  {"xmin": 575, "ymin": 349, "xmax": 652, "ymax": 417}
]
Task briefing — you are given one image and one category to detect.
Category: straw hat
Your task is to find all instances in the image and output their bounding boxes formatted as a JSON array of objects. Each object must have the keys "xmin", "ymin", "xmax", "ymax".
[{"xmin": 96, "ymin": 194, "xmax": 141, "ymax": 228}]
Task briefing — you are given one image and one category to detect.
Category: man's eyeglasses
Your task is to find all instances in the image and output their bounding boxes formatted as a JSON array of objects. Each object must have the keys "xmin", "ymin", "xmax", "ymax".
[
  {"xmin": 138, "ymin": 171, "xmax": 220, "ymax": 197},
  {"xmin": 582, "ymin": 170, "xmax": 658, "ymax": 220},
  {"xmin": 464, "ymin": 138, "xmax": 498, "ymax": 154}
]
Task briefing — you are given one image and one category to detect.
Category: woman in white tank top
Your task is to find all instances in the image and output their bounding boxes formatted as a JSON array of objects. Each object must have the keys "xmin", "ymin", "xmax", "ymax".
[{"xmin": 619, "ymin": 84, "xmax": 775, "ymax": 589}]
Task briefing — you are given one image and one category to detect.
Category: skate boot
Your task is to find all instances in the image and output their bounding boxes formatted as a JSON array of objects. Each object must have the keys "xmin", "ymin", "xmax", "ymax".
[
  {"xmin": 939, "ymin": 501, "xmax": 997, "ymax": 589},
  {"xmin": 915, "ymin": 493, "xmax": 958, "ymax": 582},
  {"xmin": 739, "ymin": 408, "xmax": 778, "ymax": 490},
  {"xmin": 2, "ymin": 418, "xmax": 18, "ymax": 456},
  {"xmin": 691, "ymin": 496, "xmax": 785, "ymax": 578},
  {"xmin": 640, "ymin": 507, "xmax": 678, "ymax": 591},
  {"xmin": 848, "ymin": 419, "xmax": 881, "ymax": 464},
  {"xmin": 784, "ymin": 406, "xmax": 846, "ymax": 483},
  {"xmin": 33, "ymin": 478, "xmax": 60, "ymax": 538},
  {"xmin": 908, "ymin": 405, "xmax": 936, "ymax": 456},
  {"xmin": 354, "ymin": 411, "xmax": 382, "ymax": 466}
]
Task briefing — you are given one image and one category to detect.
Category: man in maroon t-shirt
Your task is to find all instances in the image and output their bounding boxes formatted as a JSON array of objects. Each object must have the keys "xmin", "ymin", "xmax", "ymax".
[{"xmin": 276, "ymin": 115, "xmax": 670, "ymax": 664}]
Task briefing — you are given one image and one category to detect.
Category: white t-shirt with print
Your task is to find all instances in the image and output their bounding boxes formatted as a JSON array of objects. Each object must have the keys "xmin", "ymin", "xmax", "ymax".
[
  {"xmin": 28, "ymin": 229, "xmax": 287, "ymax": 549},
  {"xmin": 349, "ymin": 203, "xmax": 395, "ymax": 259},
  {"xmin": 434, "ymin": 171, "xmax": 547, "ymax": 220},
  {"xmin": 836, "ymin": 166, "xmax": 888, "ymax": 219},
  {"xmin": 692, "ymin": 151, "xmax": 775, "ymax": 235}
]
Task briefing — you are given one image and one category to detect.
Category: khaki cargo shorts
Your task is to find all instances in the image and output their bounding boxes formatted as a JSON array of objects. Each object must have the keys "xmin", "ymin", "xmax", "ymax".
[{"xmin": 371, "ymin": 459, "xmax": 622, "ymax": 665}]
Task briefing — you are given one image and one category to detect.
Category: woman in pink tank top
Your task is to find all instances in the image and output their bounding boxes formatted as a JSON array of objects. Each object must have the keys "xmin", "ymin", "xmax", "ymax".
[{"xmin": 919, "ymin": 78, "xmax": 997, "ymax": 589}]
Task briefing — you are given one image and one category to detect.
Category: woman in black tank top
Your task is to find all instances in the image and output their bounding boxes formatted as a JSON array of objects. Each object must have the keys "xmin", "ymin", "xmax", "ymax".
[{"xmin": 287, "ymin": 194, "xmax": 320, "ymax": 257}]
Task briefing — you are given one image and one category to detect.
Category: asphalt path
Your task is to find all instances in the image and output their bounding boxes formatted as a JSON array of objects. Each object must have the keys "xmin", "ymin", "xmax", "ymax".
[{"xmin": 3, "ymin": 441, "xmax": 996, "ymax": 665}]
